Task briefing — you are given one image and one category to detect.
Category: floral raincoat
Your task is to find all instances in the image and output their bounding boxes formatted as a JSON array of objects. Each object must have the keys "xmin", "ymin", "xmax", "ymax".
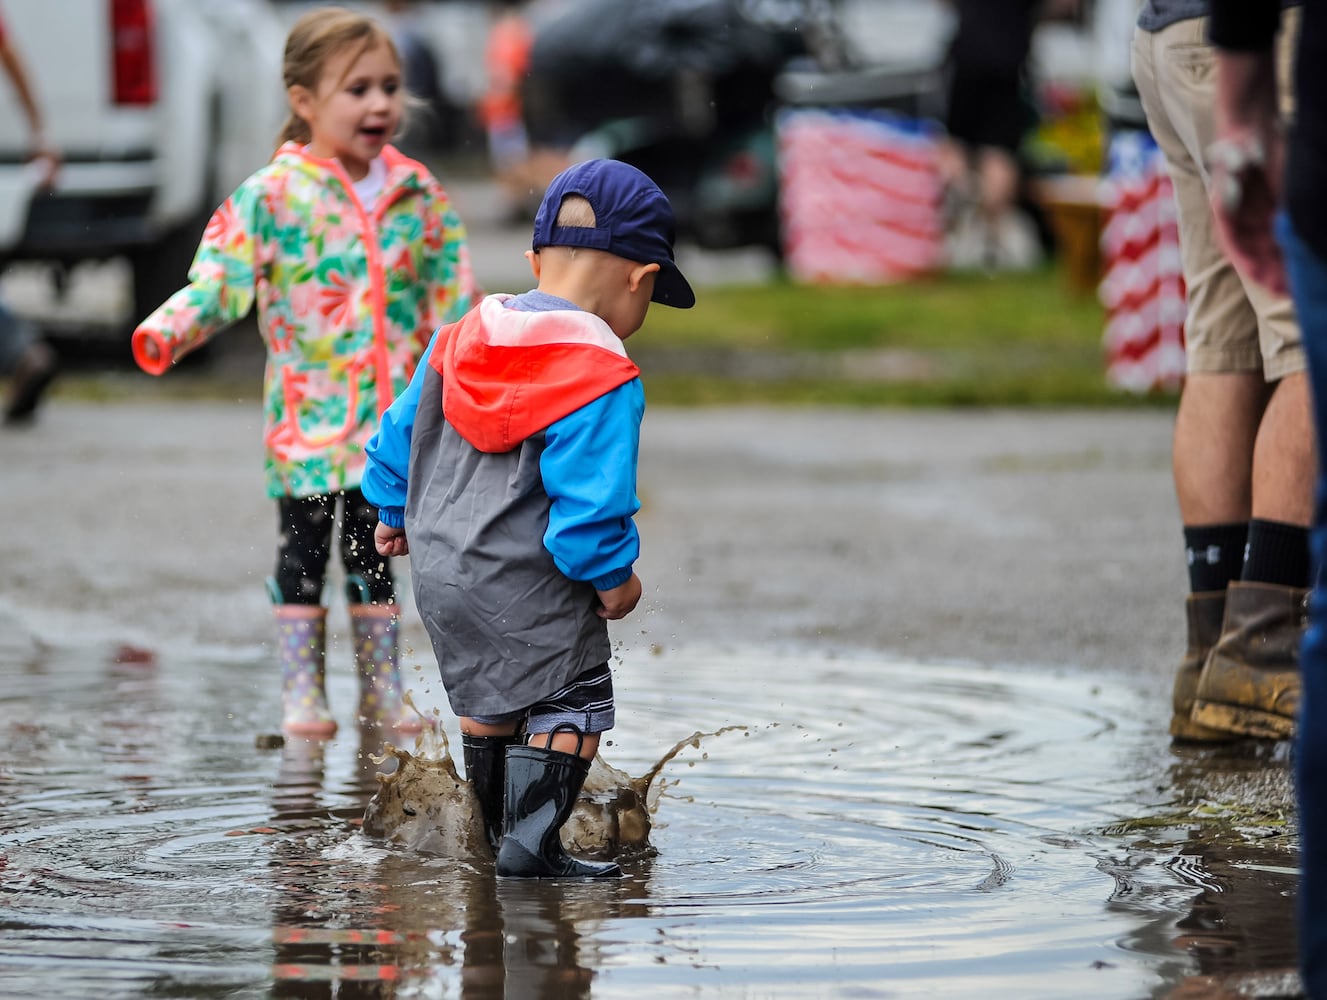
[{"xmin": 132, "ymin": 143, "xmax": 478, "ymax": 499}]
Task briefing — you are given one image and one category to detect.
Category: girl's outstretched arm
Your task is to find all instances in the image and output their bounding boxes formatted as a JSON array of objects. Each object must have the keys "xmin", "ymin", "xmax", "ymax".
[{"xmin": 131, "ymin": 180, "xmax": 263, "ymax": 375}]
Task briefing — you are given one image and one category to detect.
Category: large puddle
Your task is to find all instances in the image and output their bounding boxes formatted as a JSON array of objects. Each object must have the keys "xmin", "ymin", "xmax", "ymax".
[{"xmin": 0, "ymin": 626, "xmax": 1299, "ymax": 999}]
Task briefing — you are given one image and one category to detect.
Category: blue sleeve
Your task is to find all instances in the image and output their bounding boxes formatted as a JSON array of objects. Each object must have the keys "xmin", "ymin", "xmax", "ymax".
[
  {"xmin": 540, "ymin": 379, "xmax": 644, "ymax": 589},
  {"xmin": 362, "ymin": 330, "xmax": 440, "ymax": 527}
]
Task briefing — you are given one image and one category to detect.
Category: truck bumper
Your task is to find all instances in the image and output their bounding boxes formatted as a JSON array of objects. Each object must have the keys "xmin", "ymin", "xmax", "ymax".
[{"xmin": 0, "ymin": 158, "xmax": 168, "ymax": 262}]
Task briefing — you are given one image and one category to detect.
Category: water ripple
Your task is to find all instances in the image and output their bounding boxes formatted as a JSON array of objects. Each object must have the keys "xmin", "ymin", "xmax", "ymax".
[{"xmin": 0, "ymin": 644, "xmax": 1295, "ymax": 998}]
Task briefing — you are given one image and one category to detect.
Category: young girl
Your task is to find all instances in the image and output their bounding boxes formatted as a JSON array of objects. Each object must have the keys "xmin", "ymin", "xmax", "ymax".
[{"xmin": 132, "ymin": 7, "xmax": 479, "ymax": 738}]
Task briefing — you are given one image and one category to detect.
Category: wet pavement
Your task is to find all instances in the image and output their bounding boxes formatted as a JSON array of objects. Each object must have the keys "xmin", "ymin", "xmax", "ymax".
[{"xmin": 0, "ymin": 400, "xmax": 1303, "ymax": 997}]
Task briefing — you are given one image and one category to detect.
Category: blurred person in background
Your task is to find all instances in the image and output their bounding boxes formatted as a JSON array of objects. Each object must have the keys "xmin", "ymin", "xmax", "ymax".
[
  {"xmin": 381, "ymin": 0, "xmax": 448, "ymax": 155},
  {"xmin": 479, "ymin": 0, "xmax": 536, "ymax": 220},
  {"xmin": 1132, "ymin": 1, "xmax": 1312, "ymax": 746},
  {"xmin": 0, "ymin": 10, "xmax": 58, "ymax": 425},
  {"xmin": 938, "ymin": 0, "xmax": 1081, "ymax": 270},
  {"xmin": 1206, "ymin": 0, "xmax": 1327, "ymax": 990}
]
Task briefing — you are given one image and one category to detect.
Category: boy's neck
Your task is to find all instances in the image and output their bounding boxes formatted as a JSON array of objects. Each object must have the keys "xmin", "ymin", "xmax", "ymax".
[{"xmin": 535, "ymin": 277, "xmax": 607, "ymax": 318}]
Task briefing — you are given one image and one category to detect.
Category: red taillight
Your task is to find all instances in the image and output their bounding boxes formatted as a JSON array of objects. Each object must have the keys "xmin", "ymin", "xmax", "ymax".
[{"xmin": 111, "ymin": 0, "xmax": 156, "ymax": 106}]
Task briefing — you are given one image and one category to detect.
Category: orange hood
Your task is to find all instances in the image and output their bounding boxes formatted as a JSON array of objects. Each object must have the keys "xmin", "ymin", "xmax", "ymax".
[{"xmin": 432, "ymin": 294, "xmax": 640, "ymax": 453}]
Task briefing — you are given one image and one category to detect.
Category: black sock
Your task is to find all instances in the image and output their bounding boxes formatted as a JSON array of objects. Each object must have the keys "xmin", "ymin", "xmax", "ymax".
[
  {"xmin": 1242, "ymin": 518, "xmax": 1311, "ymax": 588},
  {"xmin": 1185, "ymin": 523, "xmax": 1247, "ymax": 593}
]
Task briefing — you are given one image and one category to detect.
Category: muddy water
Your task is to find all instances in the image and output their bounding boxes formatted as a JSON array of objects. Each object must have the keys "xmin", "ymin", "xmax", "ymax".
[{"xmin": 0, "ymin": 627, "xmax": 1298, "ymax": 999}]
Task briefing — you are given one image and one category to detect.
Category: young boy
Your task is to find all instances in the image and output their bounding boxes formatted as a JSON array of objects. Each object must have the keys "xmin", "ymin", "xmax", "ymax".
[{"xmin": 362, "ymin": 159, "xmax": 694, "ymax": 879}]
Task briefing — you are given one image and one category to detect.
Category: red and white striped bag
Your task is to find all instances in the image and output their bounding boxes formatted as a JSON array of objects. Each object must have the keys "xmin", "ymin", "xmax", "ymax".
[
  {"xmin": 1099, "ymin": 130, "xmax": 1187, "ymax": 393},
  {"xmin": 777, "ymin": 108, "xmax": 945, "ymax": 284}
]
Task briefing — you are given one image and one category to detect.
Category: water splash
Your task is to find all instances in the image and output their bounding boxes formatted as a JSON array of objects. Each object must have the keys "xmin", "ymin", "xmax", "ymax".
[{"xmin": 361, "ymin": 726, "xmax": 745, "ymax": 860}]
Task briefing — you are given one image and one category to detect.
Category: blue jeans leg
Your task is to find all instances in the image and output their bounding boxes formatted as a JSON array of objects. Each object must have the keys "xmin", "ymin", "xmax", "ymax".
[{"xmin": 1279, "ymin": 212, "xmax": 1327, "ymax": 997}]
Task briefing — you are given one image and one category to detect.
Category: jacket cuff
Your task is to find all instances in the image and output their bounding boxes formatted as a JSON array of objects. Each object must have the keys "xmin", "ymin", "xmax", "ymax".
[
  {"xmin": 591, "ymin": 566, "xmax": 631, "ymax": 591},
  {"xmin": 378, "ymin": 507, "xmax": 406, "ymax": 529},
  {"xmin": 131, "ymin": 328, "xmax": 172, "ymax": 375}
]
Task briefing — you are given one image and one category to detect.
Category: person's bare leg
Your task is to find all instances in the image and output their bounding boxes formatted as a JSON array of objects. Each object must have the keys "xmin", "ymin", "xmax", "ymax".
[
  {"xmin": 976, "ymin": 146, "xmax": 1020, "ymax": 225},
  {"xmin": 1172, "ymin": 372, "xmax": 1267, "ymax": 525},
  {"xmin": 936, "ymin": 137, "xmax": 972, "ymax": 193},
  {"xmin": 528, "ymin": 728, "xmax": 599, "ymax": 761},
  {"xmin": 1165, "ymin": 373, "xmax": 1265, "ymax": 740},
  {"xmin": 1251, "ymin": 370, "xmax": 1315, "ymax": 526},
  {"xmin": 1187, "ymin": 371, "xmax": 1313, "ymax": 739},
  {"xmin": 462, "ymin": 717, "xmax": 598, "ymax": 761},
  {"xmin": 460, "ymin": 718, "xmax": 520, "ymax": 738}
]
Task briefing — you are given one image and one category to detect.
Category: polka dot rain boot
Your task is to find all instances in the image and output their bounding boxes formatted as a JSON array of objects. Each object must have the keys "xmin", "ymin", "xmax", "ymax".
[
  {"xmin": 275, "ymin": 604, "xmax": 337, "ymax": 738},
  {"xmin": 351, "ymin": 604, "xmax": 423, "ymax": 733}
]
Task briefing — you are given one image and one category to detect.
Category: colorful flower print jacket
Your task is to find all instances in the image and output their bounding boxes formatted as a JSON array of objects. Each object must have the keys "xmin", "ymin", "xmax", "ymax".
[{"xmin": 132, "ymin": 143, "xmax": 479, "ymax": 499}]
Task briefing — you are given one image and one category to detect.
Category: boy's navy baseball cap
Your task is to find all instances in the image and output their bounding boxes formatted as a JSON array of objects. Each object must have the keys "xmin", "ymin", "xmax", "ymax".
[{"xmin": 532, "ymin": 158, "xmax": 696, "ymax": 308}]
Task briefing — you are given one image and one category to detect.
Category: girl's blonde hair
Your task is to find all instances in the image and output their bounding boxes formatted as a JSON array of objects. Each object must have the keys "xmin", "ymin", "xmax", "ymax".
[{"xmin": 277, "ymin": 7, "xmax": 402, "ymax": 147}]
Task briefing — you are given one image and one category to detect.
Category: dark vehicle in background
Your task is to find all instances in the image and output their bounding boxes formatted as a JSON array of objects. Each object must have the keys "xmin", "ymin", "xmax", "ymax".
[
  {"xmin": 521, "ymin": 0, "xmax": 850, "ymax": 257},
  {"xmin": 520, "ymin": 0, "xmax": 1141, "ymax": 262}
]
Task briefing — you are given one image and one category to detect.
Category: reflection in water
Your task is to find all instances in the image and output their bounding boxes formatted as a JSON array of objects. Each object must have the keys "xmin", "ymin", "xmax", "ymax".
[
  {"xmin": 0, "ymin": 641, "xmax": 1304, "ymax": 998},
  {"xmin": 1100, "ymin": 740, "xmax": 1300, "ymax": 998}
]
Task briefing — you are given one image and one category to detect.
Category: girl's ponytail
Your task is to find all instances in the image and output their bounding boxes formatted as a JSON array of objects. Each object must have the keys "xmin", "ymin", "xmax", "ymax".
[{"xmin": 277, "ymin": 113, "xmax": 312, "ymax": 150}]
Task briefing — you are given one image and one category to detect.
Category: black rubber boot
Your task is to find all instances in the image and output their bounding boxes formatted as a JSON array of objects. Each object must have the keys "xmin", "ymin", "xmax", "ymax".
[
  {"xmin": 495, "ymin": 729, "xmax": 622, "ymax": 880},
  {"xmin": 462, "ymin": 733, "xmax": 521, "ymax": 854}
]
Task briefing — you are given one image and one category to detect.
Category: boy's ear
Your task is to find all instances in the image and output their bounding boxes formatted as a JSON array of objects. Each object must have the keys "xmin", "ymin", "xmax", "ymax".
[
  {"xmin": 628, "ymin": 262, "xmax": 660, "ymax": 293},
  {"xmin": 525, "ymin": 249, "xmax": 541, "ymax": 281}
]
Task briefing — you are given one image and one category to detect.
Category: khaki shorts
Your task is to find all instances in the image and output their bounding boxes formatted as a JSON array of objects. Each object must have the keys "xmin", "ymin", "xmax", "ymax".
[{"xmin": 1131, "ymin": 13, "xmax": 1304, "ymax": 380}]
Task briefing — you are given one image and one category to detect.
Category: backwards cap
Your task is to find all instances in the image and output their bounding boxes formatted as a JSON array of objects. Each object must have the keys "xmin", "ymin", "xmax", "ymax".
[{"xmin": 532, "ymin": 158, "xmax": 695, "ymax": 309}]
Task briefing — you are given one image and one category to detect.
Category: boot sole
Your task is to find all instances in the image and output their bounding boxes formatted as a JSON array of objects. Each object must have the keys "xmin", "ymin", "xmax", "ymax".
[
  {"xmin": 1189, "ymin": 699, "xmax": 1294, "ymax": 740},
  {"xmin": 1169, "ymin": 712, "xmax": 1240, "ymax": 744},
  {"xmin": 496, "ymin": 841, "xmax": 622, "ymax": 880},
  {"xmin": 282, "ymin": 719, "xmax": 338, "ymax": 737}
]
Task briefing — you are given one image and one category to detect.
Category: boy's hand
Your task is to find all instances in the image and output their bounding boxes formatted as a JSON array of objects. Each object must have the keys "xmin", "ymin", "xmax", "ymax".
[
  {"xmin": 375, "ymin": 522, "xmax": 409, "ymax": 557},
  {"xmin": 596, "ymin": 573, "xmax": 641, "ymax": 620}
]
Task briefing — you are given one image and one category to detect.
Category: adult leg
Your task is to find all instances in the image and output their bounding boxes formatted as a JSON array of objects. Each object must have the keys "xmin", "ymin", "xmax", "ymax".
[
  {"xmin": 1134, "ymin": 19, "xmax": 1266, "ymax": 740},
  {"xmin": 1169, "ymin": 375, "xmax": 1265, "ymax": 740},
  {"xmin": 1172, "ymin": 372, "xmax": 1264, "ymax": 525},
  {"xmin": 1189, "ymin": 373, "xmax": 1314, "ymax": 739},
  {"xmin": 1250, "ymin": 370, "xmax": 1315, "ymax": 529},
  {"xmin": 1190, "ymin": 129, "xmax": 1314, "ymax": 739},
  {"xmin": 1278, "ymin": 213, "xmax": 1327, "ymax": 999}
]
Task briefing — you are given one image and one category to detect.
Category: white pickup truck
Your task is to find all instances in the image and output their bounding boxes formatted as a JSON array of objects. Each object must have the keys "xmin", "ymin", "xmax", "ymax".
[{"xmin": 0, "ymin": 0, "xmax": 288, "ymax": 322}]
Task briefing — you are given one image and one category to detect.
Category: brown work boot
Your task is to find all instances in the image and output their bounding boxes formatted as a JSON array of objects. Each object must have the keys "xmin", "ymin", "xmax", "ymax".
[
  {"xmin": 1169, "ymin": 591, "xmax": 1234, "ymax": 743},
  {"xmin": 1189, "ymin": 581, "xmax": 1308, "ymax": 740}
]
